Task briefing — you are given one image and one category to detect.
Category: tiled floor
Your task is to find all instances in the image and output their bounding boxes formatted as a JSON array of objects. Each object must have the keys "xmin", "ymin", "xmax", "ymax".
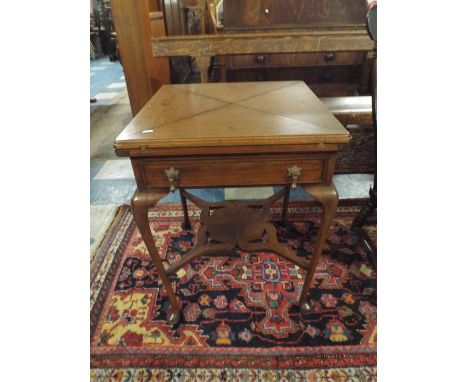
[
  {"xmin": 90, "ymin": 57, "xmax": 374, "ymax": 255},
  {"xmin": 90, "ymin": 56, "xmax": 126, "ymax": 106}
]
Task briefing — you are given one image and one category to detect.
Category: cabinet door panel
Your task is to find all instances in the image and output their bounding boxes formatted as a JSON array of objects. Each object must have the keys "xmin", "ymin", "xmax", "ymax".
[{"xmin": 224, "ymin": 0, "xmax": 367, "ymax": 30}]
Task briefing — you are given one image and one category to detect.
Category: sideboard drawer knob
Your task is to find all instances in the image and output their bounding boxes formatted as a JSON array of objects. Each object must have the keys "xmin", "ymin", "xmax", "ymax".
[
  {"xmin": 287, "ymin": 165, "xmax": 302, "ymax": 189},
  {"xmin": 165, "ymin": 167, "xmax": 179, "ymax": 192},
  {"xmin": 264, "ymin": 8, "xmax": 269, "ymax": 14},
  {"xmin": 321, "ymin": 71, "xmax": 333, "ymax": 81},
  {"xmin": 255, "ymin": 54, "xmax": 265, "ymax": 63},
  {"xmin": 325, "ymin": 52, "xmax": 336, "ymax": 61}
]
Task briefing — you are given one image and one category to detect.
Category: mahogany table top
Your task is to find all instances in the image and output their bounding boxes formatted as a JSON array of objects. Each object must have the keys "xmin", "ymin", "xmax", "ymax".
[{"xmin": 114, "ymin": 81, "xmax": 350, "ymax": 152}]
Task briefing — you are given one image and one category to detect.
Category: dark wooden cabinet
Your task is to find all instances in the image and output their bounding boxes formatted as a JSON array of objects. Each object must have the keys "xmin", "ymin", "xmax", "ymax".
[{"xmin": 223, "ymin": 0, "xmax": 371, "ymax": 96}]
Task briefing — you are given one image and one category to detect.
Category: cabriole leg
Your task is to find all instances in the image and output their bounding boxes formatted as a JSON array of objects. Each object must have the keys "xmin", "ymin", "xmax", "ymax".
[
  {"xmin": 299, "ymin": 183, "xmax": 338, "ymax": 313},
  {"xmin": 131, "ymin": 189, "xmax": 181, "ymax": 325}
]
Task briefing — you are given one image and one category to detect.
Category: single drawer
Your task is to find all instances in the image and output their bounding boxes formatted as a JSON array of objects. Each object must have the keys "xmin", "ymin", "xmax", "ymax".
[
  {"xmin": 226, "ymin": 52, "xmax": 365, "ymax": 69},
  {"xmin": 138, "ymin": 155, "xmax": 326, "ymax": 189}
]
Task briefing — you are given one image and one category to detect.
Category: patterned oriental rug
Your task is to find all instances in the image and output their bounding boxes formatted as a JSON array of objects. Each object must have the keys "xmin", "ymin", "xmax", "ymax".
[{"xmin": 91, "ymin": 201, "xmax": 377, "ymax": 381}]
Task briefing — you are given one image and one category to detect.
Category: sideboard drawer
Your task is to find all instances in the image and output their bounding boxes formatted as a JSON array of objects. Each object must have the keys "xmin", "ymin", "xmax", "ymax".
[
  {"xmin": 226, "ymin": 52, "xmax": 365, "ymax": 69},
  {"xmin": 138, "ymin": 155, "xmax": 326, "ymax": 188},
  {"xmin": 227, "ymin": 65, "xmax": 362, "ymax": 84}
]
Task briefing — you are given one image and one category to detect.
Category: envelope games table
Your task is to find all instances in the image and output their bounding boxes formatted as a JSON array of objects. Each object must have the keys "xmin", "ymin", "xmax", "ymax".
[{"xmin": 114, "ymin": 81, "xmax": 351, "ymax": 325}]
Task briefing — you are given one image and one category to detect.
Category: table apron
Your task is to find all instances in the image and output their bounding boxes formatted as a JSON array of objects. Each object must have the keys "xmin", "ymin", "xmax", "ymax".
[{"xmin": 131, "ymin": 154, "xmax": 336, "ymax": 189}]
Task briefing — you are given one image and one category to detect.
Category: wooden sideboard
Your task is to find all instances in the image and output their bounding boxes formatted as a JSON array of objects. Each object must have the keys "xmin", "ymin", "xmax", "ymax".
[{"xmin": 151, "ymin": 28, "xmax": 374, "ymax": 85}]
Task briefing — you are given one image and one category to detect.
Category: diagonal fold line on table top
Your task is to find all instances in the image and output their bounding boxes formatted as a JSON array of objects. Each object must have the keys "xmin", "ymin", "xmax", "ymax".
[
  {"xmin": 121, "ymin": 102, "xmax": 233, "ymax": 139},
  {"xmin": 172, "ymin": 80, "xmax": 302, "ymax": 105},
  {"xmin": 235, "ymin": 82, "xmax": 345, "ymax": 132},
  {"xmin": 234, "ymin": 103, "xmax": 345, "ymax": 134},
  {"xmin": 118, "ymin": 86, "xmax": 231, "ymax": 138},
  {"xmin": 121, "ymin": 82, "xmax": 306, "ymax": 140}
]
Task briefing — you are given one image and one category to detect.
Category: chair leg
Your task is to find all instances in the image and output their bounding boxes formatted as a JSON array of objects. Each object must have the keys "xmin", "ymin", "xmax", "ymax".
[{"xmin": 352, "ymin": 181, "xmax": 377, "ymax": 229}]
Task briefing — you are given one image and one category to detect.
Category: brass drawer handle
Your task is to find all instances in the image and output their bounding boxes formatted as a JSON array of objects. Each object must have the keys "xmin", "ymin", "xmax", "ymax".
[
  {"xmin": 256, "ymin": 54, "xmax": 265, "ymax": 63},
  {"xmin": 165, "ymin": 167, "xmax": 179, "ymax": 192},
  {"xmin": 287, "ymin": 165, "xmax": 302, "ymax": 189}
]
